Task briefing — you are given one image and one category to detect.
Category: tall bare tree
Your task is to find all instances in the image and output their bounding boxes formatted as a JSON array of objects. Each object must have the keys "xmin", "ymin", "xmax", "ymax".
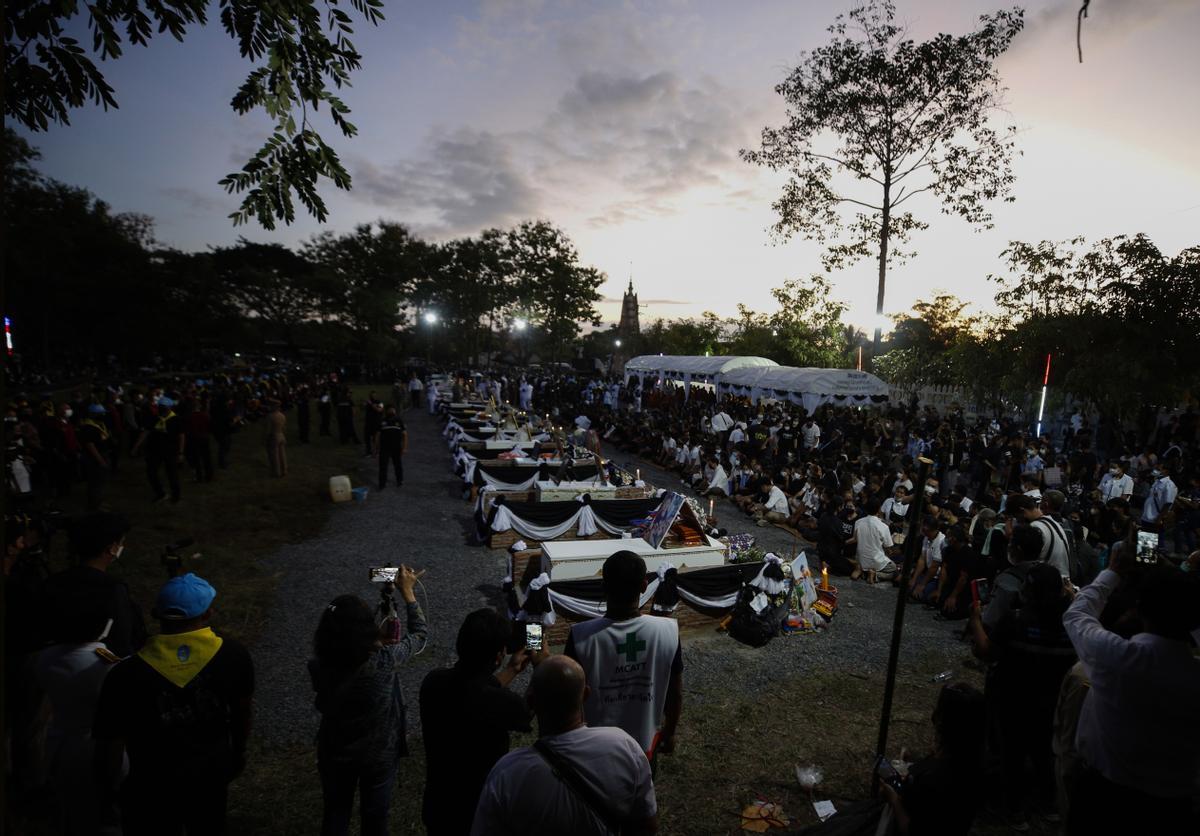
[{"xmin": 742, "ymin": 0, "xmax": 1024, "ymax": 353}]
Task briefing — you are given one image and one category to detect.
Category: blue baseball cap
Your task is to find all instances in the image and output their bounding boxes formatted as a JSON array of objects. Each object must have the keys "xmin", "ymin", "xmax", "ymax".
[
  {"xmin": 157, "ymin": 396, "xmax": 177, "ymax": 408},
  {"xmin": 88, "ymin": 403, "xmax": 107, "ymax": 415},
  {"xmin": 155, "ymin": 573, "xmax": 216, "ymax": 619}
]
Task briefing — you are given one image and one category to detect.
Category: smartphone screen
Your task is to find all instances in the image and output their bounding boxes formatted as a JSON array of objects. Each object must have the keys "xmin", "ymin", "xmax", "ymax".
[
  {"xmin": 1135, "ymin": 531, "xmax": 1157, "ymax": 563},
  {"xmin": 525, "ymin": 623, "xmax": 544, "ymax": 651},
  {"xmin": 875, "ymin": 756, "xmax": 902, "ymax": 789},
  {"xmin": 369, "ymin": 567, "xmax": 399, "ymax": 583}
]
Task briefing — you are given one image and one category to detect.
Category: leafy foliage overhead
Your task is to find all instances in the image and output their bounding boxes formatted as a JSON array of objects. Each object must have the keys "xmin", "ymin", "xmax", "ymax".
[{"xmin": 4, "ymin": 0, "xmax": 384, "ymax": 230}]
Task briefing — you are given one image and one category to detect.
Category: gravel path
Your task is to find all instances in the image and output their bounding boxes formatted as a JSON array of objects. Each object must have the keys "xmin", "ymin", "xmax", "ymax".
[{"xmin": 253, "ymin": 410, "xmax": 971, "ymax": 747}]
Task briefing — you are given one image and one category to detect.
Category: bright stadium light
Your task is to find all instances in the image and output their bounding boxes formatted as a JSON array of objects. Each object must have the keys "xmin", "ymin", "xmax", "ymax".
[
  {"xmin": 423, "ymin": 312, "xmax": 438, "ymax": 324},
  {"xmin": 614, "ymin": 339, "xmax": 622, "ymax": 347}
]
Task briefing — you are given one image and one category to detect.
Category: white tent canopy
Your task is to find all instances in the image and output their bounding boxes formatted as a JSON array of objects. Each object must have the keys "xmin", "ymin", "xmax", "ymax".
[
  {"xmin": 717, "ymin": 366, "xmax": 890, "ymax": 413},
  {"xmin": 623, "ymin": 355, "xmax": 777, "ymax": 390}
]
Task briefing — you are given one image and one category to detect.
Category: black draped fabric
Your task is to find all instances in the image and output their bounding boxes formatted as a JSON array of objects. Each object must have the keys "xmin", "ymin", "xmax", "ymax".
[
  {"xmin": 549, "ymin": 561, "xmax": 763, "ymax": 605},
  {"xmin": 652, "ymin": 568, "xmax": 680, "ymax": 613},
  {"xmin": 474, "ymin": 463, "xmax": 598, "ymax": 487},
  {"xmin": 477, "ymin": 496, "xmax": 664, "ymax": 543}
]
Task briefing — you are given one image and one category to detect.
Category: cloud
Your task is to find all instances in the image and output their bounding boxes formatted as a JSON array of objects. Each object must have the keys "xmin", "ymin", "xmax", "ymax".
[
  {"xmin": 546, "ymin": 70, "xmax": 758, "ymax": 200},
  {"xmin": 160, "ymin": 186, "xmax": 226, "ymax": 214},
  {"xmin": 350, "ymin": 128, "xmax": 541, "ymax": 237}
]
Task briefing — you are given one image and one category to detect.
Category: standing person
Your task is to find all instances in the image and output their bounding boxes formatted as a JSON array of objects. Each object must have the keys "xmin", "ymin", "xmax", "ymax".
[
  {"xmin": 93, "ymin": 574, "xmax": 254, "ymax": 836},
  {"xmin": 470, "ymin": 656, "xmax": 658, "ymax": 836},
  {"xmin": 969, "ymin": 526, "xmax": 1076, "ymax": 829},
  {"xmin": 34, "ymin": 606, "xmax": 124, "ymax": 836},
  {"xmin": 210, "ymin": 387, "xmax": 236, "ymax": 470},
  {"xmin": 1139, "ymin": 461, "xmax": 1177, "ymax": 554},
  {"xmin": 132, "ymin": 395, "xmax": 184, "ymax": 503},
  {"xmin": 335, "ymin": 387, "xmax": 358, "ymax": 445},
  {"xmin": 420, "ymin": 609, "xmax": 536, "ymax": 836},
  {"xmin": 375, "ymin": 406, "xmax": 407, "ymax": 490},
  {"xmin": 78, "ymin": 403, "xmax": 113, "ymax": 510},
  {"xmin": 308, "ymin": 566, "xmax": 427, "ymax": 836},
  {"xmin": 408, "ymin": 373, "xmax": 424, "ymax": 410},
  {"xmin": 318, "ymin": 387, "xmax": 333, "ymax": 437},
  {"xmin": 43, "ymin": 513, "xmax": 146, "ymax": 659},
  {"xmin": 264, "ymin": 399, "xmax": 288, "ymax": 478},
  {"xmin": 564, "ymin": 550, "xmax": 682, "ymax": 766},
  {"xmin": 186, "ymin": 394, "xmax": 214, "ymax": 483},
  {"xmin": 1063, "ymin": 554, "xmax": 1200, "ymax": 835},
  {"xmin": 363, "ymin": 392, "xmax": 383, "ymax": 456},
  {"xmin": 1006, "ymin": 493, "xmax": 1072, "ymax": 578},
  {"xmin": 295, "ymin": 384, "xmax": 311, "ymax": 444}
]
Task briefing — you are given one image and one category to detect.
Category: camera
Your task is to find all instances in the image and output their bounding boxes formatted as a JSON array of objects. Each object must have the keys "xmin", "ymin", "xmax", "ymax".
[
  {"xmin": 162, "ymin": 538, "xmax": 201, "ymax": 578},
  {"xmin": 369, "ymin": 567, "xmax": 399, "ymax": 583}
]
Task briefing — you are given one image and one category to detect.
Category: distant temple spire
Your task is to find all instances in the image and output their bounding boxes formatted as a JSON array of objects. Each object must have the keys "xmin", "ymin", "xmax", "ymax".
[{"xmin": 618, "ymin": 276, "xmax": 640, "ymax": 335}]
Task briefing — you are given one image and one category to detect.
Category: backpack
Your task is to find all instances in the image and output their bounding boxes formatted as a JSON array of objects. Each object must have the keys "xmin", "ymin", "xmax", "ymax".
[{"xmin": 728, "ymin": 586, "xmax": 784, "ymax": 648}]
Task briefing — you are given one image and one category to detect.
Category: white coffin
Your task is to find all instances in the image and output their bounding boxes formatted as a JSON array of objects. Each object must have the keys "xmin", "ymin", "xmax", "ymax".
[
  {"xmin": 541, "ymin": 534, "xmax": 728, "ymax": 581},
  {"xmin": 535, "ymin": 480, "xmax": 624, "ymax": 502}
]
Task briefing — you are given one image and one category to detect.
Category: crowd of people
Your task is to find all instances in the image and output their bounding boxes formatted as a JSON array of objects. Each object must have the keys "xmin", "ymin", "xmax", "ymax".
[
  {"xmin": 4, "ymin": 368, "xmax": 429, "ymax": 513},
  {"xmin": 4, "ymin": 363, "xmax": 1198, "ymax": 835}
]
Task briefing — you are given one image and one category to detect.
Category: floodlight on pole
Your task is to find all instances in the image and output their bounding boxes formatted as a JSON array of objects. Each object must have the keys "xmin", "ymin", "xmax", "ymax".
[
  {"xmin": 614, "ymin": 339, "xmax": 622, "ymax": 348},
  {"xmin": 423, "ymin": 312, "xmax": 438, "ymax": 324}
]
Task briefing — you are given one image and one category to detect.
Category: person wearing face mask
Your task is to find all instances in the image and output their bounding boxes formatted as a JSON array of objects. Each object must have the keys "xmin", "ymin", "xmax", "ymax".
[
  {"xmin": 42, "ymin": 513, "xmax": 146, "ymax": 658},
  {"xmin": 1097, "ymin": 461, "xmax": 1133, "ymax": 503},
  {"xmin": 1139, "ymin": 461, "xmax": 1177, "ymax": 554}
]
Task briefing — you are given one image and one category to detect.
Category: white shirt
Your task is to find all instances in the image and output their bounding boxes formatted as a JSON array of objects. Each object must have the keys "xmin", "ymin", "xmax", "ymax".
[
  {"xmin": 1141, "ymin": 476, "xmax": 1178, "ymax": 523},
  {"xmin": 881, "ymin": 497, "xmax": 908, "ymax": 519},
  {"xmin": 729, "ymin": 427, "xmax": 746, "ymax": 445},
  {"xmin": 471, "ymin": 725, "xmax": 656, "ymax": 836},
  {"xmin": 763, "ymin": 485, "xmax": 789, "ymax": 515},
  {"xmin": 1098, "ymin": 472, "xmax": 1134, "ymax": 501},
  {"xmin": 707, "ymin": 464, "xmax": 729, "ymax": 495},
  {"xmin": 565, "ymin": 615, "xmax": 681, "ymax": 753},
  {"xmin": 1031, "ymin": 515, "xmax": 1072, "ymax": 577},
  {"xmin": 801, "ymin": 423, "xmax": 820, "ymax": 449},
  {"xmin": 1063, "ymin": 570, "xmax": 1200, "ymax": 798},
  {"xmin": 854, "ymin": 515, "xmax": 895, "ymax": 572},
  {"xmin": 711, "ymin": 411, "xmax": 734, "ymax": 432},
  {"xmin": 408, "ymin": 378, "xmax": 423, "ymax": 392},
  {"xmin": 921, "ymin": 531, "xmax": 946, "ymax": 565}
]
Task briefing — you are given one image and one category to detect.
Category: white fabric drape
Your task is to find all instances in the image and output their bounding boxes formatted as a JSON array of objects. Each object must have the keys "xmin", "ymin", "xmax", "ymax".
[
  {"xmin": 547, "ymin": 580, "xmax": 661, "ymax": 620},
  {"xmin": 489, "ymin": 502, "xmax": 629, "ymax": 540}
]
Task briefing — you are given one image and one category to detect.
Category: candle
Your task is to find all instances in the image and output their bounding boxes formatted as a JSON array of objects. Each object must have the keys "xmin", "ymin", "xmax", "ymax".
[
  {"xmin": 708, "ymin": 498, "xmax": 715, "ymax": 517},
  {"xmin": 636, "ymin": 468, "xmax": 641, "ymax": 482},
  {"xmin": 821, "ymin": 565, "xmax": 830, "ymax": 591}
]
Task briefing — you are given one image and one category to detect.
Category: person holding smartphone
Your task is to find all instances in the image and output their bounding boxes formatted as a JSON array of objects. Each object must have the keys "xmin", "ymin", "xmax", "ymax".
[
  {"xmin": 308, "ymin": 565, "xmax": 427, "ymax": 836},
  {"xmin": 420, "ymin": 609, "xmax": 546, "ymax": 836}
]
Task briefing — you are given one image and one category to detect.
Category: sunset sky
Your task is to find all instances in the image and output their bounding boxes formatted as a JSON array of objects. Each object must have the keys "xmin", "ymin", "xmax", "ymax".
[{"xmin": 23, "ymin": 0, "xmax": 1200, "ymax": 330}]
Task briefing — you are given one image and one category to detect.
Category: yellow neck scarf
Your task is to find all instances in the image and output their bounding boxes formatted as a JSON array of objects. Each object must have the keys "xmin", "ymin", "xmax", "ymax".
[
  {"xmin": 137, "ymin": 627, "xmax": 223, "ymax": 688},
  {"xmin": 82, "ymin": 418, "xmax": 110, "ymax": 441},
  {"xmin": 155, "ymin": 410, "xmax": 176, "ymax": 432}
]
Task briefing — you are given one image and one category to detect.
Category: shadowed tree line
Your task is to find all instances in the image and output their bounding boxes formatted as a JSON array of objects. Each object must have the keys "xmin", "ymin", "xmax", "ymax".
[{"xmin": 2, "ymin": 130, "xmax": 604, "ymax": 371}]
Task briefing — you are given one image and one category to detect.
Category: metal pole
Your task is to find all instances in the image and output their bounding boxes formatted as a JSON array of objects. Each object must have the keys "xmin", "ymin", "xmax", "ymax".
[{"xmin": 873, "ymin": 455, "xmax": 933, "ymax": 794}]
